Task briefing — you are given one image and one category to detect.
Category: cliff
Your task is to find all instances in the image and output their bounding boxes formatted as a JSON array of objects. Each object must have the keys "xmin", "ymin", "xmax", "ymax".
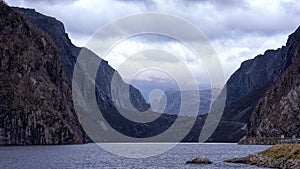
[
  {"xmin": 0, "ymin": 1, "xmax": 86, "ymax": 145},
  {"xmin": 210, "ymin": 26, "xmax": 300, "ymax": 142},
  {"xmin": 244, "ymin": 27, "xmax": 300, "ymax": 141},
  {"xmin": 13, "ymin": 7, "xmax": 150, "ymax": 112}
]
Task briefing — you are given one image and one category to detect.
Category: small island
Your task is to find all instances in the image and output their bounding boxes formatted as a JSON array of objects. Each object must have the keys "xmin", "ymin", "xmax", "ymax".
[{"xmin": 225, "ymin": 144, "xmax": 300, "ymax": 169}]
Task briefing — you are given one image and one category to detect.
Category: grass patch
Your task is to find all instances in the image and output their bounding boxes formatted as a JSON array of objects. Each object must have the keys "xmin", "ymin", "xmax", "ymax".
[{"xmin": 260, "ymin": 144, "xmax": 300, "ymax": 159}]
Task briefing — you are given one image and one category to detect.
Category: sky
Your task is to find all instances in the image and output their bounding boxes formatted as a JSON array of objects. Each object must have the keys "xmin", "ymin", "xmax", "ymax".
[{"xmin": 5, "ymin": 0, "xmax": 300, "ymax": 97}]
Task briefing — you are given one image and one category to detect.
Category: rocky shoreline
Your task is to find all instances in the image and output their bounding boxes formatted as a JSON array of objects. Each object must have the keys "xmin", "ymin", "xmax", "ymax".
[
  {"xmin": 225, "ymin": 153, "xmax": 300, "ymax": 169},
  {"xmin": 225, "ymin": 144, "xmax": 300, "ymax": 169},
  {"xmin": 239, "ymin": 137, "xmax": 281, "ymax": 145}
]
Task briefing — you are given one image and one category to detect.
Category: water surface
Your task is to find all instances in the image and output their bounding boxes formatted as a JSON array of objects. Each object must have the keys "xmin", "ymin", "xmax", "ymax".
[{"xmin": 0, "ymin": 143, "xmax": 271, "ymax": 169}]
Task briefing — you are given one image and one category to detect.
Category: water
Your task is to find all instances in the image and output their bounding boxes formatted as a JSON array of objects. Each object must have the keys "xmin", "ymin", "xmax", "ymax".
[{"xmin": 0, "ymin": 143, "xmax": 271, "ymax": 169}]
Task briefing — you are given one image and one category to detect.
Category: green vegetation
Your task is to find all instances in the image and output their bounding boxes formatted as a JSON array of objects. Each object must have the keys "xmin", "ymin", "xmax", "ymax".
[{"xmin": 260, "ymin": 144, "xmax": 300, "ymax": 159}]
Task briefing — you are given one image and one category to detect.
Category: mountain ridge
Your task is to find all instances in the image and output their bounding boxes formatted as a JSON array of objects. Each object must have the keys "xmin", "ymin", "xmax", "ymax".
[
  {"xmin": 210, "ymin": 25, "xmax": 300, "ymax": 142},
  {"xmin": 244, "ymin": 33, "xmax": 300, "ymax": 142},
  {"xmin": 13, "ymin": 7, "xmax": 150, "ymax": 113}
]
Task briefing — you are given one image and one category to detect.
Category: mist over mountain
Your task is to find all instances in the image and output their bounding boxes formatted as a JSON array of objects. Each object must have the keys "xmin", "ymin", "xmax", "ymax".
[
  {"xmin": 131, "ymin": 79, "xmax": 212, "ymax": 102},
  {"xmin": 150, "ymin": 89, "xmax": 220, "ymax": 116}
]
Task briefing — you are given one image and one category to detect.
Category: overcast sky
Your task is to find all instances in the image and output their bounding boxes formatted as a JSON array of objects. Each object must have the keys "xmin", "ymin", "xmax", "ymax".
[{"xmin": 6, "ymin": 0, "xmax": 300, "ymax": 95}]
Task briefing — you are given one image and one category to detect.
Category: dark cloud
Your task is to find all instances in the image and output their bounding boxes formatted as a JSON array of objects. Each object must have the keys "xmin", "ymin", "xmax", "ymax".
[
  {"xmin": 22, "ymin": 0, "xmax": 77, "ymax": 4},
  {"xmin": 115, "ymin": 0, "xmax": 156, "ymax": 8},
  {"xmin": 115, "ymin": 0, "xmax": 153, "ymax": 3},
  {"xmin": 183, "ymin": 0, "xmax": 248, "ymax": 8},
  {"xmin": 281, "ymin": 1, "xmax": 300, "ymax": 15}
]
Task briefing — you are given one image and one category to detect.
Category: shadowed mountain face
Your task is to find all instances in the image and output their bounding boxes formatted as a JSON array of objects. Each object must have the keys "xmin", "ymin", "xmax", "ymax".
[
  {"xmin": 210, "ymin": 26, "xmax": 300, "ymax": 142},
  {"xmin": 14, "ymin": 7, "xmax": 150, "ymax": 112},
  {"xmin": 247, "ymin": 34, "xmax": 300, "ymax": 139},
  {"xmin": 0, "ymin": 2, "xmax": 86, "ymax": 145}
]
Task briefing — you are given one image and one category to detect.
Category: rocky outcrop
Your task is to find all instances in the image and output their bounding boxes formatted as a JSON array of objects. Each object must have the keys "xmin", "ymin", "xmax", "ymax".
[
  {"xmin": 225, "ymin": 154, "xmax": 300, "ymax": 169},
  {"xmin": 244, "ymin": 28, "xmax": 300, "ymax": 140},
  {"xmin": 210, "ymin": 26, "xmax": 300, "ymax": 142},
  {"xmin": 186, "ymin": 156, "xmax": 212, "ymax": 164},
  {"xmin": 225, "ymin": 144, "xmax": 300, "ymax": 169},
  {"xmin": 0, "ymin": 2, "xmax": 86, "ymax": 144}
]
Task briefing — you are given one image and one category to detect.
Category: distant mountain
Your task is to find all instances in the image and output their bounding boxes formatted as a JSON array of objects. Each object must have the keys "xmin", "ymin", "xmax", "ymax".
[
  {"xmin": 0, "ymin": 2, "xmax": 86, "ymax": 145},
  {"xmin": 130, "ymin": 79, "xmax": 212, "ymax": 102},
  {"xmin": 151, "ymin": 89, "xmax": 220, "ymax": 116},
  {"xmin": 209, "ymin": 26, "xmax": 300, "ymax": 142},
  {"xmin": 244, "ymin": 32, "xmax": 300, "ymax": 143}
]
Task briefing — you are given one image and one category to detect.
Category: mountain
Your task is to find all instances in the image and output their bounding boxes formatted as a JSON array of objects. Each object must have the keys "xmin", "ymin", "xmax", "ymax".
[
  {"xmin": 0, "ymin": 1, "xmax": 86, "ymax": 145},
  {"xmin": 11, "ymin": 6, "xmax": 202, "ymax": 142},
  {"xmin": 151, "ymin": 89, "xmax": 220, "ymax": 116},
  {"xmin": 244, "ymin": 32, "xmax": 300, "ymax": 143},
  {"xmin": 209, "ymin": 26, "xmax": 300, "ymax": 142},
  {"xmin": 13, "ymin": 7, "xmax": 150, "ymax": 112}
]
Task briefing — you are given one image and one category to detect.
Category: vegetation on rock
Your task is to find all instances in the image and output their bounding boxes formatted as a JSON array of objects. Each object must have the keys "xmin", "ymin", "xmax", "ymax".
[
  {"xmin": 0, "ymin": 1, "xmax": 86, "ymax": 144},
  {"xmin": 260, "ymin": 144, "xmax": 300, "ymax": 160}
]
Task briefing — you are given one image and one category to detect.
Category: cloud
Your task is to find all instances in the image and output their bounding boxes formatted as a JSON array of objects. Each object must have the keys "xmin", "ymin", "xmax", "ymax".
[
  {"xmin": 8, "ymin": 0, "xmax": 299, "ymax": 42},
  {"xmin": 183, "ymin": 0, "xmax": 248, "ymax": 8},
  {"xmin": 115, "ymin": 0, "xmax": 155, "ymax": 6},
  {"xmin": 5, "ymin": 0, "xmax": 300, "ymax": 85},
  {"xmin": 281, "ymin": 0, "xmax": 300, "ymax": 15},
  {"xmin": 21, "ymin": 0, "xmax": 78, "ymax": 4}
]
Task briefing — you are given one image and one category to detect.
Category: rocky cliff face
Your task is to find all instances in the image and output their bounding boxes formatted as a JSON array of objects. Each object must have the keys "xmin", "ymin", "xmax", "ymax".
[
  {"xmin": 246, "ymin": 34, "xmax": 300, "ymax": 139},
  {"xmin": 0, "ymin": 2, "xmax": 86, "ymax": 144},
  {"xmin": 14, "ymin": 7, "xmax": 150, "ymax": 112},
  {"xmin": 210, "ymin": 26, "xmax": 300, "ymax": 142}
]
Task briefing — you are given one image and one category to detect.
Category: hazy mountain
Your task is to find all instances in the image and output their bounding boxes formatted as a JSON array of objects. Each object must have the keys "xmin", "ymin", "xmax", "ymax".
[
  {"xmin": 130, "ymin": 79, "xmax": 211, "ymax": 102},
  {"xmin": 151, "ymin": 89, "xmax": 221, "ymax": 116},
  {"xmin": 0, "ymin": 2, "xmax": 86, "ymax": 145}
]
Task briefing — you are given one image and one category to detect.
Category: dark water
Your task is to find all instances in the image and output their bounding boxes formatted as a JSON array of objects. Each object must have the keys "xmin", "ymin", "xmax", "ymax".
[{"xmin": 0, "ymin": 143, "xmax": 271, "ymax": 169}]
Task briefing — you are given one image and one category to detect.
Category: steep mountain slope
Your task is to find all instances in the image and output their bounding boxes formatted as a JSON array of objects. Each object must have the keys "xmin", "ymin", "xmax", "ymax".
[
  {"xmin": 246, "ymin": 38, "xmax": 300, "ymax": 140},
  {"xmin": 210, "ymin": 26, "xmax": 300, "ymax": 142},
  {"xmin": 14, "ymin": 7, "xmax": 150, "ymax": 112},
  {"xmin": 0, "ymin": 2, "xmax": 86, "ymax": 144}
]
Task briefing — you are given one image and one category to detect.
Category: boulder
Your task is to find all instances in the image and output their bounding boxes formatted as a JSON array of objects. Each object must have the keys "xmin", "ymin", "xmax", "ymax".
[{"xmin": 186, "ymin": 156, "xmax": 212, "ymax": 164}]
